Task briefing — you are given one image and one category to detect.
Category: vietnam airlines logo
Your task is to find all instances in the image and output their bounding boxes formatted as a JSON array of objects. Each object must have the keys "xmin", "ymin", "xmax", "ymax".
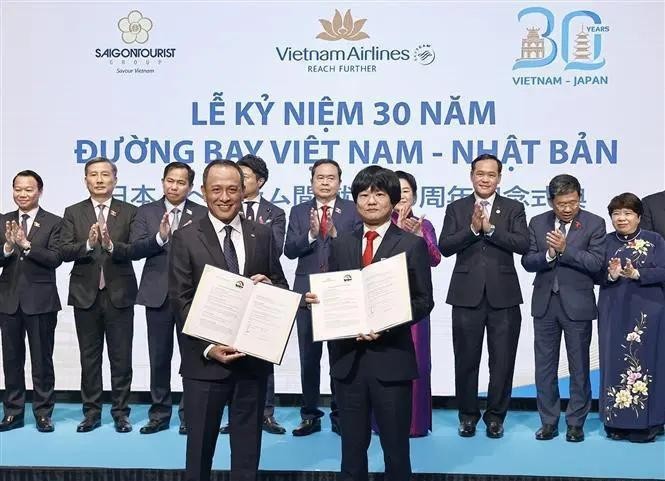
[{"xmin": 316, "ymin": 9, "xmax": 369, "ymax": 41}]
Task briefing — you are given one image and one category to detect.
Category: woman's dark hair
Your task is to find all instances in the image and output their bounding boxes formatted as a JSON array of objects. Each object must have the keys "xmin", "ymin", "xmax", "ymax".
[{"xmin": 607, "ymin": 192, "xmax": 643, "ymax": 217}]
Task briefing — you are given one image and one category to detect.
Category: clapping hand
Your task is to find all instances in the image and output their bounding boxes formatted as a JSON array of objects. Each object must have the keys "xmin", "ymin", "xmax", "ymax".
[
  {"xmin": 608, "ymin": 257, "xmax": 622, "ymax": 280},
  {"xmin": 620, "ymin": 258, "xmax": 639, "ymax": 280},
  {"xmin": 158, "ymin": 212, "xmax": 170, "ymax": 242},
  {"xmin": 546, "ymin": 229, "xmax": 567, "ymax": 254},
  {"xmin": 309, "ymin": 207, "xmax": 320, "ymax": 238},
  {"xmin": 471, "ymin": 204, "xmax": 483, "ymax": 234}
]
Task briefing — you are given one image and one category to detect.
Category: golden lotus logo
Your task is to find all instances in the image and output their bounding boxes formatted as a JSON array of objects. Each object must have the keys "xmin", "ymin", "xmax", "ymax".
[
  {"xmin": 118, "ymin": 10, "xmax": 153, "ymax": 44},
  {"xmin": 317, "ymin": 9, "xmax": 369, "ymax": 41}
]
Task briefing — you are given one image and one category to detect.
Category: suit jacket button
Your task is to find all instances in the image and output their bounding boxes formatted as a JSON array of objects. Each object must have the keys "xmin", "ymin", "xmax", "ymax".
[
  {"xmin": 482, "ymin": 246, "xmax": 486, "ymax": 251},
  {"xmin": 19, "ymin": 256, "xmax": 24, "ymax": 261}
]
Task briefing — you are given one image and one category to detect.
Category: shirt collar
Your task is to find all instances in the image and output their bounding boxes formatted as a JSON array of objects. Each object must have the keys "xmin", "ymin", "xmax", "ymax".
[
  {"xmin": 18, "ymin": 207, "xmax": 39, "ymax": 219},
  {"xmin": 474, "ymin": 192, "xmax": 496, "ymax": 205},
  {"xmin": 363, "ymin": 219, "xmax": 392, "ymax": 239},
  {"xmin": 164, "ymin": 198, "xmax": 184, "ymax": 213},
  {"xmin": 91, "ymin": 198, "xmax": 113, "ymax": 210},
  {"xmin": 208, "ymin": 212, "xmax": 243, "ymax": 234},
  {"xmin": 316, "ymin": 197, "xmax": 337, "ymax": 211}
]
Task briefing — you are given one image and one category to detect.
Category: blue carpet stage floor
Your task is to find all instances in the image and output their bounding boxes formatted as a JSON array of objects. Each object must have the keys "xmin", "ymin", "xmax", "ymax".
[{"xmin": 0, "ymin": 404, "xmax": 663, "ymax": 481}]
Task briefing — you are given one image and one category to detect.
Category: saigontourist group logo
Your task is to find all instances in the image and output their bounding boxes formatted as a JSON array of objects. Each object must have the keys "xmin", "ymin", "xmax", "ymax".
[
  {"xmin": 276, "ymin": 8, "xmax": 437, "ymax": 73},
  {"xmin": 94, "ymin": 10, "xmax": 176, "ymax": 75}
]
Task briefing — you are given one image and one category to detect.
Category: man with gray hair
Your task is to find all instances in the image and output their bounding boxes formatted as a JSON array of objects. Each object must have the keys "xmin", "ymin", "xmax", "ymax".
[{"xmin": 521, "ymin": 174, "xmax": 606, "ymax": 442}]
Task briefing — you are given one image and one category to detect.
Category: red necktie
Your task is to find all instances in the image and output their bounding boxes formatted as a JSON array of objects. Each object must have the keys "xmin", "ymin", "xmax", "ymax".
[
  {"xmin": 320, "ymin": 205, "xmax": 330, "ymax": 238},
  {"xmin": 362, "ymin": 231, "xmax": 380, "ymax": 267}
]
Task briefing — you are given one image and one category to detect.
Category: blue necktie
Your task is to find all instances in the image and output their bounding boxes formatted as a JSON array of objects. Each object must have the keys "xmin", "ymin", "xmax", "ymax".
[{"xmin": 552, "ymin": 221, "xmax": 567, "ymax": 293}]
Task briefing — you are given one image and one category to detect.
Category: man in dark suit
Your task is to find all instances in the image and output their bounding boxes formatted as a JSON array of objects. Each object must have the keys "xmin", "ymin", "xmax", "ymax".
[
  {"xmin": 130, "ymin": 162, "xmax": 207, "ymax": 435},
  {"xmin": 0, "ymin": 170, "xmax": 62, "ymax": 433},
  {"xmin": 522, "ymin": 174, "xmax": 605, "ymax": 442},
  {"xmin": 284, "ymin": 159, "xmax": 362, "ymax": 436},
  {"xmin": 522, "ymin": 175, "xmax": 606, "ymax": 442},
  {"xmin": 641, "ymin": 190, "xmax": 665, "ymax": 236},
  {"xmin": 305, "ymin": 166, "xmax": 434, "ymax": 481},
  {"xmin": 60, "ymin": 157, "xmax": 138, "ymax": 433},
  {"xmin": 169, "ymin": 160, "xmax": 288, "ymax": 481},
  {"xmin": 219, "ymin": 154, "xmax": 287, "ymax": 435},
  {"xmin": 439, "ymin": 153, "xmax": 529, "ymax": 438}
]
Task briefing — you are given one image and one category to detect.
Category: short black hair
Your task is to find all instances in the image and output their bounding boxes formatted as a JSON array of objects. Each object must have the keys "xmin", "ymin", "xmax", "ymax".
[
  {"xmin": 351, "ymin": 166, "xmax": 401, "ymax": 206},
  {"xmin": 202, "ymin": 159, "xmax": 245, "ymax": 190},
  {"xmin": 547, "ymin": 174, "xmax": 581, "ymax": 200},
  {"xmin": 237, "ymin": 155, "xmax": 269, "ymax": 184},
  {"xmin": 310, "ymin": 159, "xmax": 342, "ymax": 180},
  {"xmin": 607, "ymin": 192, "xmax": 643, "ymax": 217},
  {"xmin": 13, "ymin": 170, "xmax": 44, "ymax": 191},
  {"xmin": 84, "ymin": 157, "xmax": 117, "ymax": 177},
  {"xmin": 471, "ymin": 153, "xmax": 502, "ymax": 174},
  {"xmin": 395, "ymin": 170, "xmax": 417, "ymax": 202},
  {"xmin": 163, "ymin": 162, "xmax": 195, "ymax": 186}
]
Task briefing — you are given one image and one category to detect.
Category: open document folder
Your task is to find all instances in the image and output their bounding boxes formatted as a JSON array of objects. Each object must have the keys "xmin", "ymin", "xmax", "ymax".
[
  {"xmin": 182, "ymin": 264, "xmax": 300, "ymax": 364},
  {"xmin": 309, "ymin": 252, "xmax": 413, "ymax": 341}
]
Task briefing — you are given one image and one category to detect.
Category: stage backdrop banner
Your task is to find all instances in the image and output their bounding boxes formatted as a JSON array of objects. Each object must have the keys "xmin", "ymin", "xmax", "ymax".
[{"xmin": 1, "ymin": 1, "xmax": 663, "ymax": 397}]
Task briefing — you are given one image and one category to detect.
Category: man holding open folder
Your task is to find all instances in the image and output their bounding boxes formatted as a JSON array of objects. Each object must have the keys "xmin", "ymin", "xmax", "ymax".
[
  {"xmin": 305, "ymin": 166, "xmax": 434, "ymax": 481},
  {"xmin": 169, "ymin": 160, "xmax": 289, "ymax": 481}
]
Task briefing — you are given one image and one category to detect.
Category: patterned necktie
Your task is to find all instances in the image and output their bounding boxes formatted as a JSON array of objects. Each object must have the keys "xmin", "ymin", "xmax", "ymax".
[
  {"xmin": 479, "ymin": 199, "xmax": 490, "ymax": 219},
  {"xmin": 245, "ymin": 201, "xmax": 255, "ymax": 222},
  {"xmin": 223, "ymin": 225, "xmax": 240, "ymax": 274},
  {"xmin": 320, "ymin": 205, "xmax": 330, "ymax": 238},
  {"xmin": 362, "ymin": 230, "xmax": 380, "ymax": 267},
  {"xmin": 552, "ymin": 221, "xmax": 568, "ymax": 293},
  {"xmin": 171, "ymin": 208, "xmax": 180, "ymax": 232},
  {"xmin": 21, "ymin": 213, "xmax": 29, "ymax": 236},
  {"xmin": 97, "ymin": 205, "xmax": 106, "ymax": 289}
]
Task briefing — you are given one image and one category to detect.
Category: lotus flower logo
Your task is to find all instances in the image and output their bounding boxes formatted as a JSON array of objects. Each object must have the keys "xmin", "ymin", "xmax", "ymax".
[
  {"xmin": 317, "ymin": 9, "xmax": 369, "ymax": 41},
  {"xmin": 118, "ymin": 10, "xmax": 153, "ymax": 44}
]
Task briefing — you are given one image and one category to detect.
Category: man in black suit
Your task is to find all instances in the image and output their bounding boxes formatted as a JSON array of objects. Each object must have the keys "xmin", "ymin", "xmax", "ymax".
[
  {"xmin": 439, "ymin": 153, "xmax": 529, "ymax": 439},
  {"xmin": 130, "ymin": 162, "xmax": 207, "ymax": 435},
  {"xmin": 60, "ymin": 157, "xmax": 138, "ymax": 433},
  {"xmin": 169, "ymin": 160, "xmax": 288, "ymax": 481},
  {"xmin": 219, "ymin": 154, "xmax": 287, "ymax": 435},
  {"xmin": 641, "ymin": 190, "xmax": 665, "ymax": 237},
  {"xmin": 0, "ymin": 170, "xmax": 62, "ymax": 433},
  {"xmin": 285, "ymin": 159, "xmax": 362, "ymax": 436},
  {"xmin": 522, "ymin": 175, "xmax": 606, "ymax": 442},
  {"xmin": 306, "ymin": 166, "xmax": 434, "ymax": 481}
]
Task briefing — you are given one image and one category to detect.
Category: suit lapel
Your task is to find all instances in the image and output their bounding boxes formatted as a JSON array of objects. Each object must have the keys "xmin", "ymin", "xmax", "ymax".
[
  {"xmin": 352, "ymin": 228, "xmax": 364, "ymax": 267},
  {"xmin": 257, "ymin": 198, "xmax": 271, "ymax": 224},
  {"xmin": 27, "ymin": 208, "xmax": 45, "ymax": 241},
  {"xmin": 106, "ymin": 199, "xmax": 121, "ymax": 234},
  {"xmin": 84, "ymin": 200, "xmax": 98, "ymax": 229},
  {"xmin": 372, "ymin": 223, "xmax": 402, "ymax": 263},
  {"xmin": 565, "ymin": 212, "xmax": 582, "ymax": 245},
  {"xmin": 198, "ymin": 217, "xmax": 227, "ymax": 270},
  {"xmin": 488, "ymin": 194, "xmax": 502, "ymax": 226},
  {"xmin": 241, "ymin": 218, "xmax": 257, "ymax": 275},
  {"xmin": 179, "ymin": 199, "xmax": 196, "ymax": 229},
  {"xmin": 331, "ymin": 196, "xmax": 345, "ymax": 225}
]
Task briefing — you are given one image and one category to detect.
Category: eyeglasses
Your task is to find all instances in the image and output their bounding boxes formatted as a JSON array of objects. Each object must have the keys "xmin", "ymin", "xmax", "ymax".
[{"xmin": 554, "ymin": 201, "xmax": 580, "ymax": 210}]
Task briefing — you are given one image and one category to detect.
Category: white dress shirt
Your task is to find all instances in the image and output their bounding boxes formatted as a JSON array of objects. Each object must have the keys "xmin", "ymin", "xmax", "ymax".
[
  {"xmin": 87, "ymin": 198, "xmax": 113, "ymax": 251},
  {"xmin": 204, "ymin": 212, "xmax": 246, "ymax": 359}
]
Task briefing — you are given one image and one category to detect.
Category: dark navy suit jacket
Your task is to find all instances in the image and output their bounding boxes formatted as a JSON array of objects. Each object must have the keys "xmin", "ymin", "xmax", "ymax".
[
  {"xmin": 284, "ymin": 196, "xmax": 362, "ymax": 295},
  {"xmin": 0, "ymin": 208, "xmax": 62, "ymax": 315},
  {"xmin": 521, "ymin": 209, "xmax": 606, "ymax": 320},
  {"xmin": 130, "ymin": 197, "xmax": 208, "ymax": 308}
]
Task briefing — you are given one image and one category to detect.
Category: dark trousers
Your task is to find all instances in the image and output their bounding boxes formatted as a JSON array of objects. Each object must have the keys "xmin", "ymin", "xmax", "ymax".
[
  {"xmin": 0, "ymin": 309, "xmax": 57, "ymax": 418},
  {"xmin": 146, "ymin": 303, "xmax": 185, "ymax": 423},
  {"xmin": 534, "ymin": 293, "xmax": 592, "ymax": 427},
  {"xmin": 74, "ymin": 289, "xmax": 133, "ymax": 419},
  {"xmin": 296, "ymin": 306, "xmax": 337, "ymax": 421},
  {"xmin": 184, "ymin": 375, "xmax": 267, "ymax": 481},
  {"xmin": 452, "ymin": 297, "xmax": 521, "ymax": 425},
  {"xmin": 335, "ymin": 354, "xmax": 412, "ymax": 481}
]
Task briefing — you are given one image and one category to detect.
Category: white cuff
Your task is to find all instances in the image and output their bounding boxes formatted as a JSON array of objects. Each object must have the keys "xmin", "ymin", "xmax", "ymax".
[{"xmin": 203, "ymin": 344, "xmax": 215, "ymax": 359}]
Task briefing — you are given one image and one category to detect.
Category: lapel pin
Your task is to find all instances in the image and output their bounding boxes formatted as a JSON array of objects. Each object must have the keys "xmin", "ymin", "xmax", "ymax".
[
  {"xmin": 250, "ymin": 233, "xmax": 256, "ymax": 238},
  {"xmin": 110, "ymin": 209, "xmax": 117, "ymax": 217},
  {"xmin": 186, "ymin": 209, "xmax": 192, "ymax": 215},
  {"xmin": 182, "ymin": 220, "xmax": 192, "ymax": 227},
  {"xmin": 495, "ymin": 209, "xmax": 501, "ymax": 214},
  {"xmin": 33, "ymin": 221, "xmax": 41, "ymax": 228},
  {"xmin": 335, "ymin": 207, "xmax": 342, "ymax": 214}
]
